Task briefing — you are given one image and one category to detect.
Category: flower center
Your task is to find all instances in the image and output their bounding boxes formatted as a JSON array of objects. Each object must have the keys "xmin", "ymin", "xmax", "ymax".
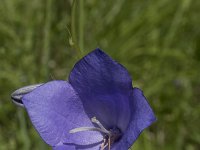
[
  {"xmin": 69, "ymin": 117, "xmax": 122, "ymax": 150},
  {"xmin": 100, "ymin": 127, "xmax": 121, "ymax": 150}
]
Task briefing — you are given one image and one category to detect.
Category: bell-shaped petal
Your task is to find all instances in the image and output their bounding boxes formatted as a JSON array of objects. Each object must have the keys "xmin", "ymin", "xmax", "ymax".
[
  {"xmin": 52, "ymin": 141, "xmax": 102, "ymax": 150},
  {"xmin": 22, "ymin": 81, "xmax": 102, "ymax": 147},
  {"xmin": 53, "ymin": 144, "xmax": 75, "ymax": 150},
  {"xmin": 69, "ymin": 49, "xmax": 132, "ymax": 131},
  {"xmin": 112, "ymin": 88, "xmax": 156, "ymax": 149}
]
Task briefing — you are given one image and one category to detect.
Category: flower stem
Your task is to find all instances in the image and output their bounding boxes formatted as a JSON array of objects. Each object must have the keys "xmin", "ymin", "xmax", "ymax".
[
  {"xmin": 18, "ymin": 108, "xmax": 30, "ymax": 150},
  {"xmin": 79, "ymin": 0, "xmax": 84, "ymax": 52},
  {"xmin": 71, "ymin": 0, "xmax": 77, "ymax": 45},
  {"xmin": 42, "ymin": 0, "xmax": 52, "ymax": 78},
  {"xmin": 71, "ymin": 0, "xmax": 82, "ymax": 56}
]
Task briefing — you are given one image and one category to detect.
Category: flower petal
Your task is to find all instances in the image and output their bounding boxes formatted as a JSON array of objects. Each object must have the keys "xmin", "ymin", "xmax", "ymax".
[
  {"xmin": 113, "ymin": 88, "xmax": 156, "ymax": 149},
  {"xmin": 22, "ymin": 81, "xmax": 102, "ymax": 146},
  {"xmin": 53, "ymin": 142, "xmax": 102, "ymax": 150},
  {"xmin": 53, "ymin": 145, "xmax": 75, "ymax": 150},
  {"xmin": 69, "ymin": 48, "xmax": 132, "ymax": 131}
]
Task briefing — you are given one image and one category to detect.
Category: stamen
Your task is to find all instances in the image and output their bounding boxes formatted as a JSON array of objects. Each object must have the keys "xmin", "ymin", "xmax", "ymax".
[
  {"xmin": 108, "ymin": 136, "xmax": 111, "ymax": 150},
  {"xmin": 101, "ymin": 142, "xmax": 108, "ymax": 150},
  {"xmin": 100, "ymin": 138, "xmax": 106, "ymax": 149},
  {"xmin": 100, "ymin": 136, "xmax": 111, "ymax": 150}
]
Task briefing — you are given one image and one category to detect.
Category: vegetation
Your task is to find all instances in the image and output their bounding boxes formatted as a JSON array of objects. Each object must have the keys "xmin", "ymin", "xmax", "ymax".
[{"xmin": 0, "ymin": 0, "xmax": 199, "ymax": 149}]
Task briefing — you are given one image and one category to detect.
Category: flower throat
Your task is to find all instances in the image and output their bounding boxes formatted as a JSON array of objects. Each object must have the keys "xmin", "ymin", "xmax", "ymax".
[{"xmin": 69, "ymin": 117, "xmax": 122, "ymax": 150}]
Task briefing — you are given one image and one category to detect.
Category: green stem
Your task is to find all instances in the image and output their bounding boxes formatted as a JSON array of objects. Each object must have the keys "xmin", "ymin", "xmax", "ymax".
[
  {"xmin": 71, "ymin": 0, "xmax": 77, "ymax": 44},
  {"xmin": 79, "ymin": 0, "xmax": 84, "ymax": 52},
  {"xmin": 42, "ymin": 0, "xmax": 52, "ymax": 78},
  {"xmin": 18, "ymin": 108, "xmax": 30, "ymax": 150},
  {"xmin": 71, "ymin": 0, "xmax": 80, "ymax": 52},
  {"xmin": 70, "ymin": 0, "xmax": 84, "ymax": 58}
]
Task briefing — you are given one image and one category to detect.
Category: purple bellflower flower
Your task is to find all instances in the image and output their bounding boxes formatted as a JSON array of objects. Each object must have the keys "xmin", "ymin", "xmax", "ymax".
[{"xmin": 12, "ymin": 48, "xmax": 156, "ymax": 150}]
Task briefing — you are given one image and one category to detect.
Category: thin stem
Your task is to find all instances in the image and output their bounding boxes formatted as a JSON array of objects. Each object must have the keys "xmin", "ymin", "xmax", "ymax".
[
  {"xmin": 18, "ymin": 108, "xmax": 30, "ymax": 150},
  {"xmin": 71, "ymin": 0, "xmax": 81, "ymax": 55},
  {"xmin": 42, "ymin": 0, "xmax": 52, "ymax": 78},
  {"xmin": 71, "ymin": 0, "xmax": 77, "ymax": 45},
  {"xmin": 79, "ymin": 0, "xmax": 84, "ymax": 52}
]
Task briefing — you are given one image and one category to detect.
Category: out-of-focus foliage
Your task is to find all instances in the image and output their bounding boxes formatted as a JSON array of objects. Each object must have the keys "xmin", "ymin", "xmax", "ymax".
[{"xmin": 0, "ymin": 0, "xmax": 200, "ymax": 150}]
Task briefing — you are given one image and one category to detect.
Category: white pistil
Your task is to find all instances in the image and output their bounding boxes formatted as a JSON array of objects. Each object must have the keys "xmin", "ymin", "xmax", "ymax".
[
  {"xmin": 91, "ymin": 117, "xmax": 110, "ymax": 135},
  {"xmin": 69, "ymin": 127, "xmax": 108, "ymax": 134}
]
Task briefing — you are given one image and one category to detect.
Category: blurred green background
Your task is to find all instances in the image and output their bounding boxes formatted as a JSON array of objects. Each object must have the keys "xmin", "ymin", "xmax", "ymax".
[{"xmin": 0, "ymin": 0, "xmax": 200, "ymax": 149}]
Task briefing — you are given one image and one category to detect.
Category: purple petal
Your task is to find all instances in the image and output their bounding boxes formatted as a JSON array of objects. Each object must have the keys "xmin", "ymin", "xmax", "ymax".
[
  {"xmin": 69, "ymin": 48, "xmax": 132, "ymax": 131},
  {"xmin": 53, "ymin": 145, "xmax": 75, "ymax": 150},
  {"xmin": 22, "ymin": 81, "xmax": 102, "ymax": 146},
  {"xmin": 113, "ymin": 88, "xmax": 156, "ymax": 149},
  {"xmin": 53, "ymin": 141, "xmax": 102, "ymax": 150}
]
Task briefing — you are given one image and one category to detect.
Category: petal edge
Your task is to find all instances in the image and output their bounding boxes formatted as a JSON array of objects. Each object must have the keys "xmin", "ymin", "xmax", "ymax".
[
  {"xmin": 22, "ymin": 80, "xmax": 102, "ymax": 146},
  {"xmin": 113, "ymin": 88, "xmax": 156, "ymax": 149},
  {"xmin": 69, "ymin": 48, "xmax": 133, "ymax": 131}
]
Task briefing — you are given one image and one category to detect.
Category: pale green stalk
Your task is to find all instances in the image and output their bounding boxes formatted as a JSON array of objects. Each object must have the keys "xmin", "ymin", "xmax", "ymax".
[
  {"xmin": 79, "ymin": 0, "xmax": 84, "ymax": 52},
  {"xmin": 42, "ymin": 0, "xmax": 52, "ymax": 78}
]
